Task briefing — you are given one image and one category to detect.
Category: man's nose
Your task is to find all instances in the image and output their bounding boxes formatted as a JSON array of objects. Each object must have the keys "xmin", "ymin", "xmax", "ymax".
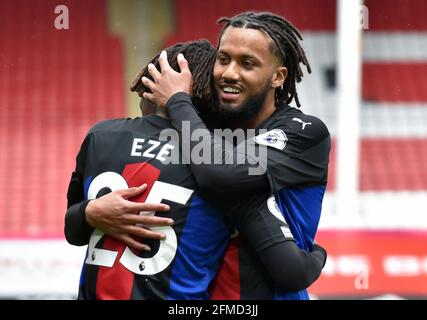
[{"xmin": 221, "ymin": 62, "xmax": 240, "ymax": 81}]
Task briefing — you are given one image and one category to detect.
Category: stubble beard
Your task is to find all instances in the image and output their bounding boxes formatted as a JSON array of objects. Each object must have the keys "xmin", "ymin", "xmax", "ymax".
[{"xmin": 212, "ymin": 81, "xmax": 271, "ymax": 125}]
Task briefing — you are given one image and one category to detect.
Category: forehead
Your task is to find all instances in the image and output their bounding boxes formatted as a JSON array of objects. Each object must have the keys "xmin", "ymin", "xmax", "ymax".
[{"xmin": 218, "ymin": 26, "xmax": 274, "ymax": 61}]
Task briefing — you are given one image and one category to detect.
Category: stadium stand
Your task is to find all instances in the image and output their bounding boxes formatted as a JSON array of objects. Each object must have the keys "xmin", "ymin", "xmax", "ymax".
[
  {"xmin": 163, "ymin": 0, "xmax": 427, "ymax": 298},
  {"xmin": 0, "ymin": 0, "xmax": 125, "ymax": 237},
  {"xmin": 1, "ymin": 0, "xmax": 426, "ymax": 299},
  {"xmin": 165, "ymin": 0, "xmax": 427, "ymax": 194}
]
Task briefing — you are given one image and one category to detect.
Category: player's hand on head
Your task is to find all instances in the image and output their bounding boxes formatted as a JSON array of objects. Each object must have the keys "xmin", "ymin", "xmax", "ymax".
[
  {"xmin": 85, "ymin": 184, "xmax": 174, "ymax": 251},
  {"xmin": 141, "ymin": 50, "xmax": 192, "ymax": 109}
]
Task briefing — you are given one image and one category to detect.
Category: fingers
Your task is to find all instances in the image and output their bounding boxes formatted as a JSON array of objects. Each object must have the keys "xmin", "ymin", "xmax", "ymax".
[
  {"xmin": 142, "ymin": 91, "xmax": 155, "ymax": 104},
  {"xmin": 117, "ymin": 185, "xmax": 171, "ymax": 214},
  {"xmin": 120, "ymin": 235, "xmax": 151, "ymax": 252},
  {"xmin": 119, "ymin": 226, "xmax": 170, "ymax": 251},
  {"xmin": 177, "ymin": 53, "xmax": 190, "ymax": 73},
  {"xmin": 125, "ymin": 214, "xmax": 174, "ymax": 226},
  {"xmin": 137, "ymin": 202, "xmax": 170, "ymax": 212},
  {"xmin": 141, "ymin": 75, "xmax": 156, "ymax": 92},
  {"xmin": 158, "ymin": 50, "xmax": 172, "ymax": 73},
  {"xmin": 140, "ymin": 75, "xmax": 157, "ymax": 104},
  {"xmin": 128, "ymin": 225, "xmax": 167, "ymax": 240},
  {"xmin": 120, "ymin": 184, "xmax": 147, "ymax": 199},
  {"xmin": 147, "ymin": 63, "xmax": 162, "ymax": 82},
  {"xmin": 126, "ymin": 200, "xmax": 170, "ymax": 213},
  {"xmin": 125, "ymin": 202, "xmax": 170, "ymax": 216}
]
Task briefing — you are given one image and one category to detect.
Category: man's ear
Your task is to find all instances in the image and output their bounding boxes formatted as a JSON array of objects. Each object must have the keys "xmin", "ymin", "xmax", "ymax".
[{"xmin": 271, "ymin": 66, "xmax": 288, "ymax": 89}]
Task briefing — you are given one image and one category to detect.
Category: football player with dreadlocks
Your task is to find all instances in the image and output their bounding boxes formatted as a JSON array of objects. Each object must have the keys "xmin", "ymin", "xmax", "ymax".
[
  {"xmin": 65, "ymin": 39, "xmax": 326, "ymax": 299},
  {"xmin": 142, "ymin": 11, "xmax": 331, "ymax": 300}
]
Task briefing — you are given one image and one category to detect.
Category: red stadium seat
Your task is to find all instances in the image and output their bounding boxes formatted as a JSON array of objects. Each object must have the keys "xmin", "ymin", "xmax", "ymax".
[
  {"xmin": 165, "ymin": 0, "xmax": 336, "ymax": 46},
  {"xmin": 328, "ymin": 139, "xmax": 427, "ymax": 191},
  {"xmin": 0, "ymin": 0, "xmax": 125, "ymax": 237},
  {"xmin": 363, "ymin": 63, "xmax": 427, "ymax": 102}
]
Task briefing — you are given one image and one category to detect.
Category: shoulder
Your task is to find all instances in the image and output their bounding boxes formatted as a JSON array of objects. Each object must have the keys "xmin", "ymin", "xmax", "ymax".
[
  {"xmin": 285, "ymin": 108, "xmax": 329, "ymax": 140},
  {"xmin": 267, "ymin": 107, "xmax": 330, "ymax": 153},
  {"xmin": 87, "ymin": 117, "xmax": 140, "ymax": 135}
]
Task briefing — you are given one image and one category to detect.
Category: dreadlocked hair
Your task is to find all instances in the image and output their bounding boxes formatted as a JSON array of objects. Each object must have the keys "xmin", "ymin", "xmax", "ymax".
[
  {"xmin": 130, "ymin": 39, "xmax": 217, "ymax": 112},
  {"xmin": 217, "ymin": 11, "xmax": 311, "ymax": 108}
]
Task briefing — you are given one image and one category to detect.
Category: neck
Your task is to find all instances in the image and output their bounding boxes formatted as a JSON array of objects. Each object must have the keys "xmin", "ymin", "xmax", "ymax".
[
  {"xmin": 155, "ymin": 109, "xmax": 168, "ymax": 119},
  {"xmin": 228, "ymin": 95, "xmax": 276, "ymax": 129}
]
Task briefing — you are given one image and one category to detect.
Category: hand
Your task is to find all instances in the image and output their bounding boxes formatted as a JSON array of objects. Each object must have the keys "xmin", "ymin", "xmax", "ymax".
[
  {"xmin": 141, "ymin": 50, "xmax": 192, "ymax": 109},
  {"xmin": 85, "ymin": 184, "xmax": 173, "ymax": 251}
]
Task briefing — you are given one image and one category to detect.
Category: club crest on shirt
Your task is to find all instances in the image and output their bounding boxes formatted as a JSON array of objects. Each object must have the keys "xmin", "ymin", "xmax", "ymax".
[
  {"xmin": 254, "ymin": 129, "xmax": 287, "ymax": 150},
  {"xmin": 267, "ymin": 196, "xmax": 294, "ymax": 239},
  {"xmin": 267, "ymin": 195, "xmax": 286, "ymax": 223}
]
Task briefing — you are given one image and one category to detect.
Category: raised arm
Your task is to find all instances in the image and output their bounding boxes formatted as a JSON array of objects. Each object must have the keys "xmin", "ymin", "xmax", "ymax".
[{"xmin": 141, "ymin": 53, "xmax": 330, "ymax": 196}]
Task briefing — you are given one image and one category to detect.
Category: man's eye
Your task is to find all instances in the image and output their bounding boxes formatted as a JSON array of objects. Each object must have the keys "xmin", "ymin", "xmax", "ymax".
[
  {"xmin": 243, "ymin": 61, "xmax": 254, "ymax": 68},
  {"xmin": 218, "ymin": 56, "xmax": 228, "ymax": 64}
]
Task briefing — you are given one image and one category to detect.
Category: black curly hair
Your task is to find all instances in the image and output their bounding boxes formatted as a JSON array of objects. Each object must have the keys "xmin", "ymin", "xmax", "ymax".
[
  {"xmin": 217, "ymin": 11, "xmax": 311, "ymax": 107},
  {"xmin": 130, "ymin": 39, "xmax": 217, "ymax": 113}
]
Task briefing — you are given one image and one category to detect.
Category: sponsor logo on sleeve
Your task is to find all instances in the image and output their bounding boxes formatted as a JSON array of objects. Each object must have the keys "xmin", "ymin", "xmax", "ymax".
[
  {"xmin": 292, "ymin": 117, "xmax": 312, "ymax": 130},
  {"xmin": 254, "ymin": 129, "xmax": 287, "ymax": 150}
]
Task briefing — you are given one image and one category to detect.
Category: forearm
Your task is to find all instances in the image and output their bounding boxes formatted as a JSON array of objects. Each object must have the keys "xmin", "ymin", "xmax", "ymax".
[
  {"xmin": 234, "ymin": 195, "xmax": 326, "ymax": 291},
  {"xmin": 257, "ymin": 242, "xmax": 326, "ymax": 291},
  {"xmin": 64, "ymin": 200, "xmax": 93, "ymax": 246}
]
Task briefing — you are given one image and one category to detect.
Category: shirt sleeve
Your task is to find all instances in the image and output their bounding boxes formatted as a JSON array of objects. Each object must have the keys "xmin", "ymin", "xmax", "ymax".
[
  {"xmin": 258, "ymin": 241, "xmax": 327, "ymax": 291},
  {"xmin": 166, "ymin": 92, "xmax": 330, "ymax": 195},
  {"xmin": 167, "ymin": 93, "xmax": 329, "ymax": 290},
  {"xmin": 64, "ymin": 134, "xmax": 94, "ymax": 246},
  {"xmin": 233, "ymin": 194, "xmax": 326, "ymax": 291}
]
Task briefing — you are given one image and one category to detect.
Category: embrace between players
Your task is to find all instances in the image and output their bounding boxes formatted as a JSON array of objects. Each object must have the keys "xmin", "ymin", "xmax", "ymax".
[{"xmin": 65, "ymin": 11, "xmax": 331, "ymax": 300}]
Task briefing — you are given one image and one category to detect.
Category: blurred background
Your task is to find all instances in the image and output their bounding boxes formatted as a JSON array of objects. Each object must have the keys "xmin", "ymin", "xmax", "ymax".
[{"xmin": 0, "ymin": 0, "xmax": 426, "ymax": 299}]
